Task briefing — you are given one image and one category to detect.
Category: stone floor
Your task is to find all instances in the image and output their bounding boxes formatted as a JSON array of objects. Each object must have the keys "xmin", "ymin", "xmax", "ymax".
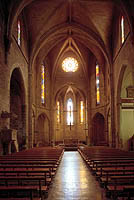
[{"xmin": 46, "ymin": 151, "xmax": 110, "ymax": 200}]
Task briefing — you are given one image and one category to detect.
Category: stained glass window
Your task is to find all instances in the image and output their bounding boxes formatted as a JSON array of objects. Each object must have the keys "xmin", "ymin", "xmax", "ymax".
[
  {"xmin": 62, "ymin": 57, "xmax": 78, "ymax": 72},
  {"xmin": 67, "ymin": 98, "xmax": 73, "ymax": 125},
  {"xmin": 121, "ymin": 16, "xmax": 125, "ymax": 44},
  {"xmin": 80, "ymin": 101, "xmax": 84, "ymax": 123},
  {"xmin": 96, "ymin": 63, "xmax": 100, "ymax": 104},
  {"xmin": 57, "ymin": 101, "xmax": 60, "ymax": 123},
  {"xmin": 17, "ymin": 20, "xmax": 21, "ymax": 45},
  {"xmin": 41, "ymin": 64, "xmax": 45, "ymax": 104}
]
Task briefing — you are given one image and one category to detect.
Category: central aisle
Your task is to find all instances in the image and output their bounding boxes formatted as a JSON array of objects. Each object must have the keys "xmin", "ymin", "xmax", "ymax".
[{"xmin": 46, "ymin": 151, "xmax": 109, "ymax": 200}]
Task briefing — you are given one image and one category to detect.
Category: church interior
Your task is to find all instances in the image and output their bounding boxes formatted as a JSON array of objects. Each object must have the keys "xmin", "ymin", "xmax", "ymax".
[{"xmin": 0, "ymin": 0, "xmax": 134, "ymax": 199}]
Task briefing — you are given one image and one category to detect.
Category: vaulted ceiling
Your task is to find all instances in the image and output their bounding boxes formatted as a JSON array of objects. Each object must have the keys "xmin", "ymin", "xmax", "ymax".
[
  {"xmin": 5, "ymin": 0, "xmax": 134, "ymax": 81},
  {"xmin": 23, "ymin": 0, "xmax": 115, "ymax": 68}
]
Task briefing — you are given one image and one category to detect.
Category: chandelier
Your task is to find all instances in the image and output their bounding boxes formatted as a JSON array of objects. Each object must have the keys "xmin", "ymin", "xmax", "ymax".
[{"xmin": 62, "ymin": 57, "xmax": 78, "ymax": 72}]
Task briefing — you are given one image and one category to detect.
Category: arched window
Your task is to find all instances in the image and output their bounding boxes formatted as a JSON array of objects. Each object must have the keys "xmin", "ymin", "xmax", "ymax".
[
  {"xmin": 121, "ymin": 16, "xmax": 125, "ymax": 44},
  {"xmin": 96, "ymin": 62, "xmax": 100, "ymax": 104},
  {"xmin": 41, "ymin": 64, "xmax": 45, "ymax": 104},
  {"xmin": 17, "ymin": 20, "xmax": 21, "ymax": 45},
  {"xmin": 67, "ymin": 98, "xmax": 73, "ymax": 125},
  {"xmin": 57, "ymin": 101, "xmax": 60, "ymax": 123},
  {"xmin": 80, "ymin": 100, "xmax": 84, "ymax": 123}
]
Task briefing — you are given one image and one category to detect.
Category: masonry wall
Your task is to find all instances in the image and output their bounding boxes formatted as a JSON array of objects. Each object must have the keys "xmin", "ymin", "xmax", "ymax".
[
  {"xmin": 113, "ymin": 34, "xmax": 134, "ymax": 150},
  {"xmin": 0, "ymin": 15, "xmax": 29, "ymax": 154}
]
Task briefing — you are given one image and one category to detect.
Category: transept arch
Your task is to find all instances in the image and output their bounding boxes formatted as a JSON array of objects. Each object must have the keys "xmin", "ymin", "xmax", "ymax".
[
  {"xmin": 10, "ymin": 67, "xmax": 26, "ymax": 151},
  {"xmin": 117, "ymin": 64, "xmax": 134, "ymax": 150},
  {"xmin": 91, "ymin": 113, "xmax": 106, "ymax": 146},
  {"xmin": 35, "ymin": 113, "xmax": 50, "ymax": 147},
  {"xmin": 54, "ymin": 84, "xmax": 86, "ymax": 144}
]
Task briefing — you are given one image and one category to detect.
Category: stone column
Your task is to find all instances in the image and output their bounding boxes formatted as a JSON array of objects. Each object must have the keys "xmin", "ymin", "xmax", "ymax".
[
  {"xmin": 110, "ymin": 71, "xmax": 116, "ymax": 148},
  {"xmin": 21, "ymin": 105, "xmax": 27, "ymax": 149},
  {"xmin": 28, "ymin": 71, "xmax": 33, "ymax": 148},
  {"xmin": 87, "ymin": 86, "xmax": 91, "ymax": 146},
  {"xmin": 49, "ymin": 83, "xmax": 54, "ymax": 146}
]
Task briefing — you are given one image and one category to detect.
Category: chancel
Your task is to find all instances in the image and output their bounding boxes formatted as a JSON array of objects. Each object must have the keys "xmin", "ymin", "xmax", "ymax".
[{"xmin": 0, "ymin": 0, "xmax": 134, "ymax": 199}]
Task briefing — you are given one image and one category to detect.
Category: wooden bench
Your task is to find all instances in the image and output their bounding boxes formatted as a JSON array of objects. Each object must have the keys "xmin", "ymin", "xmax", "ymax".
[
  {"xmin": 0, "ymin": 185, "xmax": 47, "ymax": 199},
  {"xmin": 94, "ymin": 162, "xmax": 134, "ymax": 198},
  {"xmin": 0, "ymin": 175, "xmax": 48, "ymax": 197},
  {"xmin": 0, "ymin": 147, "xmax": 64, "ymax": 161},
  {"xmin": 123, "ymin": 185, "xmax": 134, "ymax": 199},
  {"xmin": 0, "ymin": 146, "xmax": 64, "ymax": 199},
  {"xmin": 95, "ymin": 164, "xmax": 134, "ymax": 176},
  {"xmin": 106, "ymin": 184, "xmax": 134, "ymax": 199},
  {"xmin": 0, "ymin": 159, "xmax": 58, "ymax": 163},
  {"xmin": 78, "ymin": 146, "xmax": 134, "ymax": 163},
  {"xmin": 0, "ymin": 165, "xmax": 52, "ymax": 187},
  {"xmin": 0, "ymin": 175, "xmax": 48, "ymax": 185},
  {"xmin": 89, "ymin": 158, "xmax": 134, "ymax": 170},
  {"xmin": 78, "ymin": 146, "xmax": 134, "ymax": 199},
  {"xmin": 0, "ymin": 198, "xmax": 41, "ymax": 200},
  {"xmin": 98, "ymin": 167, "xmax": 134, "ymax": 185},
  {"xmin": 0, "ymin": 164, "xmax": 57, "ymax": 175},
  {"xmin": 0, "ymin": 168, "xmax": 50, "ymax": 177}
]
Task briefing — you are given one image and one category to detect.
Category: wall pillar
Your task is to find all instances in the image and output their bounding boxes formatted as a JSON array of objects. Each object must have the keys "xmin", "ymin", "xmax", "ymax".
[
  {"xmin": 21, "ymin": 105, "xmax": 27, "ymax": 149},
  {"xmin": 28, "ymin": 71, "xmax": 33, "ymax": 148},
  {"xmin": 110, "ymin": 70, "xmax": 116, "ymax": 148}
]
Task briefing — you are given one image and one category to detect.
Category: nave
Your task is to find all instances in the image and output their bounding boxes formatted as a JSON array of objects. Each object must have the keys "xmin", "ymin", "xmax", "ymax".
[
  {"xmin": 1, "ymin": 146, "xmax": 134, "ymax": 199},
  {"xmin": 47, "ymin": 151, "xmax": 108, "ymax": 200}
]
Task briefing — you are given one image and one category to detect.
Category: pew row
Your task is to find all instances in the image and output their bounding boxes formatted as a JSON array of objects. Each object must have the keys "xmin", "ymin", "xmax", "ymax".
[
  {"xmin": 78, "ymin": 145, "xmax": 134, "ymax": 199},
  {"xmin": 0, "ymin": 146, "xmax": 64, "ymax": 199}
]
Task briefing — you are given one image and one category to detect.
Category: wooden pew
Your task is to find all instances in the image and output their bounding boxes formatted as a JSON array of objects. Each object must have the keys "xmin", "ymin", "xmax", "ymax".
[
  {"xmin": 102, "ymin": 172, "xmax": 134, "ymax": 199},
  {"xmin": 78, "ymin": 146, "xmax": 134, "ymax": 163},
  {"xmin": 0, "ymin": 185, "xmax": 46, "ymax": 200},
  {"xmin": 0, "ymin": 164, "xmax": 57, "ymax": 173},
  {"xmin": 123, "ymin": 185, "xmax": 134, "ymax": 200},
  {"xmin": 106, "ymin": 184, "xmax": 134, "ymax": 199},
  {"xmin": 100, "ymin": 168, "xmax": 134, "ymax": 187},
  {"xmin": 0, "ymin": 164, "xmax": 55, "ymax": 183},
  {"xmin": 78, "ymin": 146, "xmax": 134, "ymax": 199},
  {"xmin": 89, "ymin": 158, "xmax": 134, "ymax": 170},
  {"xmin": 0, "ymin": 197, "xmax": 41, "ymax": 200},
  {"xmin": 0, "ymin": 168, "xmax": 50, "ymax": 189},
  {"xmin": 93, "ymin": 163, "xmax": 134, "ymax": 178},
  {"xmin": 0, "ymin": 160, "xmax": 58, "ymax": 166},
  {"xmin": 0, "ymin": 146, "xmax": 64, "ymax": 199}
]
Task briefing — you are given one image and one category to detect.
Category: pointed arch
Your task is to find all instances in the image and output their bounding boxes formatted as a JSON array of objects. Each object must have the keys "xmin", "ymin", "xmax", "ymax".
[
  {"xmin": 91, "ymin": 113, "xmax": 106, "ymax": 146},
  {"xmin": 10, "ymin": 67, "xmax": 26, "ymax": 151},
  {"xmin": 35, "ymin": 113, "xmax": 50, "ymax": 147},
  {"xmin": 117, "ymin": 65, "xmax": 134, "ymax": 150}
]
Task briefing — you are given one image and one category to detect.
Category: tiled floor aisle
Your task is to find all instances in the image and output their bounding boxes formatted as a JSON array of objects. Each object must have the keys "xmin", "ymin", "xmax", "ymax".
[{"xmin": 46, "ymin": 151, "xmax": 110, "ymax": 200}]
